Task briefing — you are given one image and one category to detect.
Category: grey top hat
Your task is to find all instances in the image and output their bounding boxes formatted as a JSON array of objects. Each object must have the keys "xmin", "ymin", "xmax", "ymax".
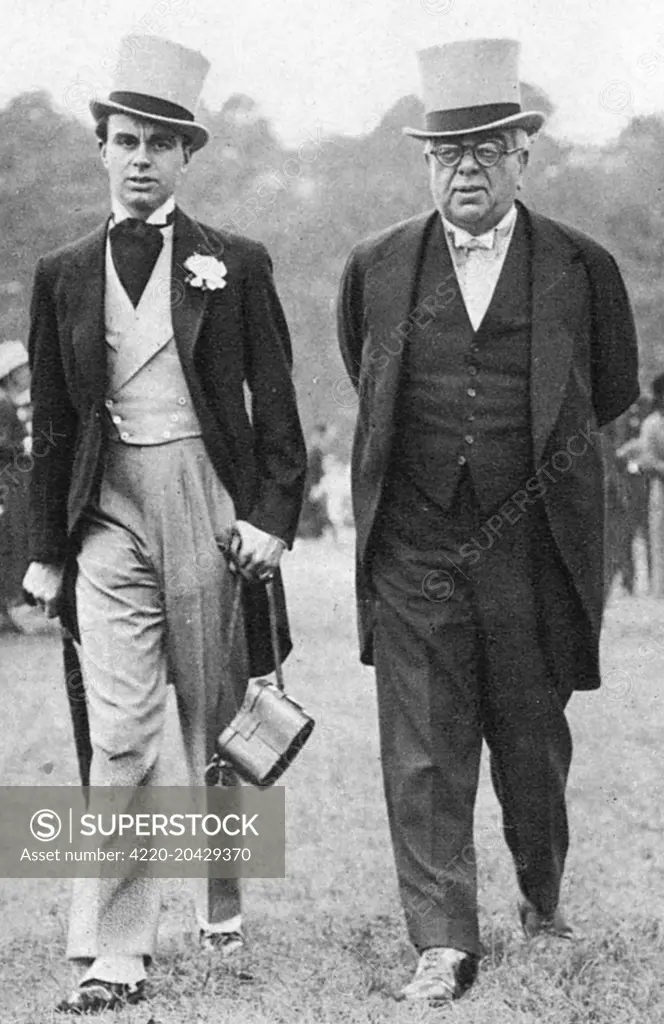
[
  {"xmin": 404, "ymin": 38, "xmax": 545, "ymax": 139},
  {"xmin": 90, "ymin": 35, "xmax": 210, "ymax": 151}
]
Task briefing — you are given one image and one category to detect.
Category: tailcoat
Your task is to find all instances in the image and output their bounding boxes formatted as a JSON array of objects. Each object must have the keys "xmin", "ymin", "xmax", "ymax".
[
  {"xmin": 338, "ymin": 202, "xmax": 639, "ymax": 688},
  {"xmin": 28, "ymin": 207, "xmax": 307, "ymax": 679}
]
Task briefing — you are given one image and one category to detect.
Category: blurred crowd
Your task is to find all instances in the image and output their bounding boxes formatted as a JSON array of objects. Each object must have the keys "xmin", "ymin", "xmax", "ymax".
[
  {"xmin": 605, "ymin": 373, "xmax": 664, "ymax": 598},
  {"xmin": 0, "ymin": 340, "xmax": 36, "ymax": 632},
  {"xmin": 297, "ymin": 422, "xmax": 354, "ymax": 541}
]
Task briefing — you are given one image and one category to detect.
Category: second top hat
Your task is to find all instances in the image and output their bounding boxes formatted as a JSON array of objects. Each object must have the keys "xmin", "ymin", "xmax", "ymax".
[{"xmin": 404, "ymin": 38, "xmax": 545, "ymax": 140}]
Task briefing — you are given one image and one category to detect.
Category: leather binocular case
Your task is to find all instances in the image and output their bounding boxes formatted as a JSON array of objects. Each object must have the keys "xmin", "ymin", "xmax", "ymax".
[{"xmin": 210, "ymin": 575, "xmax": 314, "ymax": 788}]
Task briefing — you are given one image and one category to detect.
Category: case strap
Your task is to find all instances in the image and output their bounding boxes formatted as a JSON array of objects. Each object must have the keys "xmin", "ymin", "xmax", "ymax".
[
  {"xmin": 266, "ymin": 579, "xmax": 285, "ymax": 691},
  {"xmin": 227, "ymin": 571, "xmax": 244, "ymax": 652},
  {"xmin": 224, "ymin": 565, "xmax": 284, "ymax": 691}
]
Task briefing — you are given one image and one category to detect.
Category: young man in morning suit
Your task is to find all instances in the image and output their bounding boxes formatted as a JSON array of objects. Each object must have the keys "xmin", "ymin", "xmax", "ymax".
[
  {"xmin": 23, "ymin": 35, "xmax": 306, "ymax": 1013},
  {"xmin": 337, "ymin": 39, "xmax": 639, "ymax": 1003}
]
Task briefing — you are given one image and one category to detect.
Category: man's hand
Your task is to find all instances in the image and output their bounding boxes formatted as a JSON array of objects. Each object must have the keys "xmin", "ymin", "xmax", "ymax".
[
  {"xmin": 22, "ymin": 562, "xmax": 65, "ymax": 618},
  {"xmin": 228, "ymin": 521, "xmax": 286, "ymax": 581}
]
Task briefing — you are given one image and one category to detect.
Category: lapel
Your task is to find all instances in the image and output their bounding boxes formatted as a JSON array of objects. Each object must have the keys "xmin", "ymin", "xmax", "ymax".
[
  {"xmin": 171, "ymin": 206, "xmax": 218, "ymax": 371},
  {"xmin": 70, "ymin": 221, "xmax": 109, "ymax": 403},
  {"xmin": 364, "ymin": 211, "xmax": 436, "ymax": 444},
  {"xmin": 472, "ymin": 211, "xmax": 526, "ymax": 332},
  {"xmin": 522, "ymin": 203, "xmax": 586, "ymax": 463}
]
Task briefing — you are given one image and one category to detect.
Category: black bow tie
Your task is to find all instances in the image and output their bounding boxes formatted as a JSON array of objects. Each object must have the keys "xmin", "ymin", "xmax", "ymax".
[{"xmin": 109, "ymin": 213, "xmax": 174, "ymax": 307}]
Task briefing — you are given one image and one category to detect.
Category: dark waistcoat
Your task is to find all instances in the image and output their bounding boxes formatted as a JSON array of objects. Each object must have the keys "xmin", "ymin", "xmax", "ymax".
[{"xmin": 388, "ymin": 212, "xmax": 533, "ymax": 515}]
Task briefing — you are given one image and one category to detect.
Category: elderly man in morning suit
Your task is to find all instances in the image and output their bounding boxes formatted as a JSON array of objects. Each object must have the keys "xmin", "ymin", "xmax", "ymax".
[
  {"xmin": 23, "ymin": 36, "xmax": 306, "ymax": 1014},
  {"xmin": 338, "ymin": 39, "xmax": 639, "ymax": 1003}
]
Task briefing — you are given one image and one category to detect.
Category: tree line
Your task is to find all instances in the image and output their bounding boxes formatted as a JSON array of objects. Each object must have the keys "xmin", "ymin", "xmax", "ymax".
[{"xmin": 0, "ymin": 84, "xmax": 661, "ymax": 449}]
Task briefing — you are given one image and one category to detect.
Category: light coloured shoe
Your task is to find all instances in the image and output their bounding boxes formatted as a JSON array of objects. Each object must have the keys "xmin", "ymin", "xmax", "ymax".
[
  {"xmin": 400, "ymin": 947, "xmax": 478, "ymax": 1002},
  {"xmin": 518, "ymin": 899, "xmax": 576, "ymax": 940},
  {"xmin": 199, "ymin": 929, "xmax": 245, "ymax": 957}
]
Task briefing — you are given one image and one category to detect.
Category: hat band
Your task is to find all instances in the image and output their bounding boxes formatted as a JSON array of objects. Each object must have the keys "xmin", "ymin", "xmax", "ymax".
[
  {"xmin": 425, "ymin": 103, "xmax": 522, "ymax": 134},
  {"xmin": 109, "ymin": 91, "xmax": 195, "ymax": 123}
]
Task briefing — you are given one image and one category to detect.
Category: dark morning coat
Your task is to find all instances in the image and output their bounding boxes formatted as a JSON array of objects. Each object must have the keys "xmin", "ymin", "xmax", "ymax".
[
  {"xmin": 28, "ymin": 206, "xmax": 307, "ymax": 677},
  {"xmin": 337, "ymin": 201, "xmax": 640, "ymax": 690}
]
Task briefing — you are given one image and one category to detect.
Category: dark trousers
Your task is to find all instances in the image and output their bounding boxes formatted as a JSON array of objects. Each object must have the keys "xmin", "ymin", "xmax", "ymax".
[{"xmin": 370, "ymin": 469, "xmax": 575, "ymax": 957}]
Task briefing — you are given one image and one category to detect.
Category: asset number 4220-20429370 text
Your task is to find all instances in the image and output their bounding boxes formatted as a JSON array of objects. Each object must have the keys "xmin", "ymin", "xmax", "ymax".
[{"xmin": 129, "ymin": 848, "xmax": 251, "ymax": 861}]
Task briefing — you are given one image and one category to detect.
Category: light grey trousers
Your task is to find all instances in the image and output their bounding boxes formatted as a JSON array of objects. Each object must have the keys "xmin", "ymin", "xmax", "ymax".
[{"xmin": 67, "ymin": 437, "xmax": 249, "ymax": 965}]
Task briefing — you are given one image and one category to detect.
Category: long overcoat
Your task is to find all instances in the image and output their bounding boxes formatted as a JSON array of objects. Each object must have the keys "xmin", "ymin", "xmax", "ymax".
[
  {"xmin": 28, "ymin": 206, "xmax": 307, "ymax": 676},
  {"xmin": 337, "ymin": 202, "xmax": 640, "ymax": 690}
]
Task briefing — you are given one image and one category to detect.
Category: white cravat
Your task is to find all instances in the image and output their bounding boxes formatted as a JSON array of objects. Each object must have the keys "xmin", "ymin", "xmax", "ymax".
[{"xmin": 443, "ymin": 205, "xmax": 518, "ymax": 330}]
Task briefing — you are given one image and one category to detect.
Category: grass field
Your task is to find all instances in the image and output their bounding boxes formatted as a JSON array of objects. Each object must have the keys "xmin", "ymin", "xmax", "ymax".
[{"xmin": 0, "ymin": 536, "xmax": 662, "ymax": 1023}]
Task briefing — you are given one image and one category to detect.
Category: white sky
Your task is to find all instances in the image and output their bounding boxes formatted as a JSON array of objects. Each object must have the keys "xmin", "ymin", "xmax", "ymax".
[{"xmin": 3, "ymin": 0, "xmax": 663, "ymax": 146}]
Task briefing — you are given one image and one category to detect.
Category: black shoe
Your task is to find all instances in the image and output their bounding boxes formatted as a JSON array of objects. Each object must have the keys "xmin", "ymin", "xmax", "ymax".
[
  {"xmin": 55, "ymin": 978, "xmax": 146, "ymax": 1014},
  {"xmin": 518, "ymin": 899, "xmax": 576, "ymax": 940}
]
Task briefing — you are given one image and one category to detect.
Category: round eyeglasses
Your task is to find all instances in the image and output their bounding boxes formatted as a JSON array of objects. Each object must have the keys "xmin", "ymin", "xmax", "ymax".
[{"xmin": 428, "ymin": 140, "xmax": 524, "ymax": 169}]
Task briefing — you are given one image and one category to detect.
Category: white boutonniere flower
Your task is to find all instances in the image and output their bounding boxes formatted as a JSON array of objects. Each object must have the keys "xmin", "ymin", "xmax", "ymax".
[{"xmin": 184, "ymin": 253, "xmax": 227, "ymax": 291}]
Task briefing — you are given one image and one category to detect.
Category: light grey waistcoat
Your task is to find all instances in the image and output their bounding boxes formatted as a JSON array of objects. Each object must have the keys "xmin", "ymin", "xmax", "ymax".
[{"xmin": 104, "ymin": 232, "xmax": 202, "ymax": 445}]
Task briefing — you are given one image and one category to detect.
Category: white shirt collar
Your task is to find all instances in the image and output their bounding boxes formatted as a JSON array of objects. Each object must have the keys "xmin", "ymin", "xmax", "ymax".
[
  {"xmin": 443, "ymin": 203, "xmax": 518, "ymax": 251},
  {"xmin": 110, "ymin": 195, "xmax": 176, "ymax": 227}
]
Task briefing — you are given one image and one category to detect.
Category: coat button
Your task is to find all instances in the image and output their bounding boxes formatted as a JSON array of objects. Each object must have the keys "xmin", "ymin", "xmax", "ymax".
[
  {"xmin": 120, "ymin": 431, "xmax": 129, "ymax": 441},
  {"xmin": 467, "ymin": 388, "xmax": 476, "ymax": 397},
  {"xmin": 458, "ymin": 454, "xmax": 467, "ymax": 465},
  {"xmin": 178, "ymin": 397, "xmax": 187, "ymax": 405},
  {"xmin": 465, "ymin": 435, "xmax": 474, "ymax": 444}
]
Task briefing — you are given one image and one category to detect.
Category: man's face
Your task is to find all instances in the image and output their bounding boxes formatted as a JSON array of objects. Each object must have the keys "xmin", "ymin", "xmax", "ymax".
[
  {"xmin": 100, "ymin": 113, "xmax": 191, "ymax": 218},
  {"xmin": 427, "ymin": 130, "xmax": 529, "ymax": 235}
]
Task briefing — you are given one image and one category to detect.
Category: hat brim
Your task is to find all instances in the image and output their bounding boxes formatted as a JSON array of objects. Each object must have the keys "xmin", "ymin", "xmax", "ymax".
[
  {"xmin": 403, "ymin": 110, "xmax": 545, "ymax": 140},
  {"xmin": 90, "ymin": 99, "xmax": 209, "ymax": 152}
]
